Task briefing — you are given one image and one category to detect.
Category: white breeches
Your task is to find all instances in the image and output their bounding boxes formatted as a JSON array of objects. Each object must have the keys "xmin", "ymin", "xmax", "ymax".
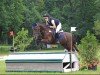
[{"xmin": 56, "ymin": 23, "xmax": 63, "ymax": 33}]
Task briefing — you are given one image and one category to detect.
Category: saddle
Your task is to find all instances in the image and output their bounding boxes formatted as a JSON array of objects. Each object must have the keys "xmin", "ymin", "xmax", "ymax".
[
  {"xmin": 52, "ymin": 31, "xmax": 64, "ymax": 43},
  {"xmin": 48, "ymin": 27, "xmax": 63, "ymax": 43}
]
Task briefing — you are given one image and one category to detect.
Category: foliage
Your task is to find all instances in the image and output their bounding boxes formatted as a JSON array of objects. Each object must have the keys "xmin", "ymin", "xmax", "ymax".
[
  {"xmin": 94, "ymin": 20, "xmax": 100, "ymax": 36},
  {"xmin": 78, "ymin": 31, "xmax": 99, "ymax": 68},
  {"xmin": 0, "ymin": 0, "xmax": 25, "ymax": 44},
  {"xmin": 14, "ymin": 28, "xmax": 33, "ymax": 51},
  {"xmin": 0, "ymin": 0, "xmax": 25, "ymax": 30},
  {"xmin": 93, "ymin": 0, "xmax": 100, "ymax": 41}
]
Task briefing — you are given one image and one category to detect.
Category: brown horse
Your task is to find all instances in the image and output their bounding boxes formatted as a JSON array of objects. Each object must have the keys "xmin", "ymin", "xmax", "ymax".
[{"xmin": 32, "ymin": 23, "xmax": 78, "ymax": 52}]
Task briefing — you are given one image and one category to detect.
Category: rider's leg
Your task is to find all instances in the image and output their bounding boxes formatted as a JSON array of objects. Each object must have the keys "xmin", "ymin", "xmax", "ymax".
[
  {"xmin": 55, "ymin": 23, "xmax": 62, "ymax": 39},
  {"xmin": 55, "ymin": 33, "xmax": 59, "ymax": 39},
  {"xmin": 56, "ymin": 23, "xmax": 62, "ymax": 33}
]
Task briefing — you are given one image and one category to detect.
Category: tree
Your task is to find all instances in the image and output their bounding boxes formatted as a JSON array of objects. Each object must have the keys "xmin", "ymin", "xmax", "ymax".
[
  {"xmin": 78, "ymin": 31, "xmax": 99, "ymax": 70},
  {"xmin": 0, "ymin": 0, "xmax": 25, "ymax": 44},
  {"xmin": 93, "ymin": 20, "xmax": 100, "ymax": 41},
  {"xmin": 14, "ymin": 28, "xmax": 33, "ymax": 51},
  {"xmin": 93, "ymin": 0, "xmax": 100, "ymax": 41}
]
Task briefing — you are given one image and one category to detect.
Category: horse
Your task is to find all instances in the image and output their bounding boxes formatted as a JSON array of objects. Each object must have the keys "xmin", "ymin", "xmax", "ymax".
[{"xmin": 32, "ymin": 23, "xmax": 78, "ymax": 52}]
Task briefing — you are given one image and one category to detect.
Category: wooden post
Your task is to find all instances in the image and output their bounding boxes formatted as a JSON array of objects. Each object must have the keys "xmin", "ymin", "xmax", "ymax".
[
  {"xmin": 70, "ymin": 31, "xmax": 73, "ymax": 72},
  {"xmin": 70, "ymin": 27, "xmax": 76, "ymax": 71},
  {"xmin": 10, "ymin": 31, "xmax": 15, "ymax": 52},
  {"xmin": 12, "ymin": 35, "xmax": 14, "ymax": 52}
]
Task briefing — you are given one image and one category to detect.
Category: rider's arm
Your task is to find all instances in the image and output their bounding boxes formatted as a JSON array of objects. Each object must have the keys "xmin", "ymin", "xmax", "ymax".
[
  {"xmin": 50, "ymin": 20, "xmax": 56, "ymax": 29},
  {"xmin": 46, "ymin": 21, "xmax": 48, "ymax": 25}
]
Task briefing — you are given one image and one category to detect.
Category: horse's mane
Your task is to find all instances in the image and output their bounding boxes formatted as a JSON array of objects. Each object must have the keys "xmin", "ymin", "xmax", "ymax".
[
  {"xmin": 36, "ymin": 22, "xmax": 45, "ymax": 26},
  {"xmin": 36, "ymin": 23, "xmax": 50, "ymax": 31}
]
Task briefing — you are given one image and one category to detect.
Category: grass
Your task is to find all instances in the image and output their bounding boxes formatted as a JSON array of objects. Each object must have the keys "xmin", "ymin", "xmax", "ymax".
[
  {"xmin": 0, "ymin": 61, "xmax": 100, "ymax": 74},
  {"xmin": 0, "ymin": 45, "xmax": 11, "ymax": 55},
  {"xmin": 0, "ymin": 45, "xmax": 64, "ymax": 55}
]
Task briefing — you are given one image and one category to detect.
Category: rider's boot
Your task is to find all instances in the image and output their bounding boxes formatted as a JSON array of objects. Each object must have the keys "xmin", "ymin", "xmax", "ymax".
[{"xmin": 55, "ymin": 33, "xmax": 59, "ymax": 43}]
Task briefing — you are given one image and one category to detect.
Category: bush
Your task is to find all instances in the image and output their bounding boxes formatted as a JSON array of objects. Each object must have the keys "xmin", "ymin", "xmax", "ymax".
[
  {"xmin": 14, "ymin": 28, "xmax": 33, "ymax": 51},
  {"xmin": 78, "ymin": 31, "xmax": 99, "ymax": 70}
]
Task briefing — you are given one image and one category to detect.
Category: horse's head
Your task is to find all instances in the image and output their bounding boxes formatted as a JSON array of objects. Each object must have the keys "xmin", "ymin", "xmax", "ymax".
[
  {"xmin": 32, "ymin": 23, "xmax": 42, "ymax": 40},
  {"xmin": 32, "ymin": 23, "xmax": 48, "ymax": 39},
  {"xmin": 32, "ymin": 23, "xmax": 55, "ymax": 44}
]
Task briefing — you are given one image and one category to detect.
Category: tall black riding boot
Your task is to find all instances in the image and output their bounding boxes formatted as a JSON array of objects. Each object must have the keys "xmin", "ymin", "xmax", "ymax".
[{"xmin": 55, "ymin": 33, "xmax": 59, "ymax": 41}]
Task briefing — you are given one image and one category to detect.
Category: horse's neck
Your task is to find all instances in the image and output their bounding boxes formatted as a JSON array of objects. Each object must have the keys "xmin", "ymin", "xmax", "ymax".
[
  {"xmin": 39, "ymin": 25, "xmax": 46, "ymax": 37},
  {"xmin": 40, "ymin": 25, "xmax": 49, "ymax": 32},
  {"xmin": 40, "ymin": 25, "xmax": 53, "ymax": 38}
]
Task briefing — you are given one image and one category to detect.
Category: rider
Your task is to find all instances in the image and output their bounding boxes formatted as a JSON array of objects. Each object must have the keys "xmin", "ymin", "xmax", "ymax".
[{"xmin": 43, "ymin": 14, "xmax": 63, "ymax": 40}]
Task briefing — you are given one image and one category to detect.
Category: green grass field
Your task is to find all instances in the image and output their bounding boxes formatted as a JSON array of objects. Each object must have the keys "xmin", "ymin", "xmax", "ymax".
[
  {"xmin": 0, "ymin": 45, "xmax": 11, "ymax": 55},
  {"xmin": 0, "ymin": 61, "xmax": 100, "ymax": 75}
]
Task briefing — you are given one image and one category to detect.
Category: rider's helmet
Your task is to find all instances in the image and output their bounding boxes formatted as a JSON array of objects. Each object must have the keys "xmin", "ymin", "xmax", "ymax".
[{"xmin": 43, "ymin": 13, "xmax": 50, "ymax": 17}]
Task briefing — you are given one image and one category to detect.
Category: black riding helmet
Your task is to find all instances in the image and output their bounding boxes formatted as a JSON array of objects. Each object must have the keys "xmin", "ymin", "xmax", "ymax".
[{"xmin": 43, "ymin": 14, "xmax": 50, "ymax": 17}]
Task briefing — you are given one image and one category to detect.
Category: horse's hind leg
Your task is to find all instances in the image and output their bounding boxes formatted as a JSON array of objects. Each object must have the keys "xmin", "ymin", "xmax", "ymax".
[{"xmin": 73, "ymin": 44, "xmax": 78, "ymax": 52}]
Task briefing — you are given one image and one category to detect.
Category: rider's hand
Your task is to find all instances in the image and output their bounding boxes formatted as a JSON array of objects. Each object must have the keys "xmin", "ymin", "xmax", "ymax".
[
  {"xmin": 49, "ymin": 26, "xmax": 52, "ymax": 28},
  {"xmin": 50, "ymin": 26, "xmax": 56, "ymax": 29}
]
